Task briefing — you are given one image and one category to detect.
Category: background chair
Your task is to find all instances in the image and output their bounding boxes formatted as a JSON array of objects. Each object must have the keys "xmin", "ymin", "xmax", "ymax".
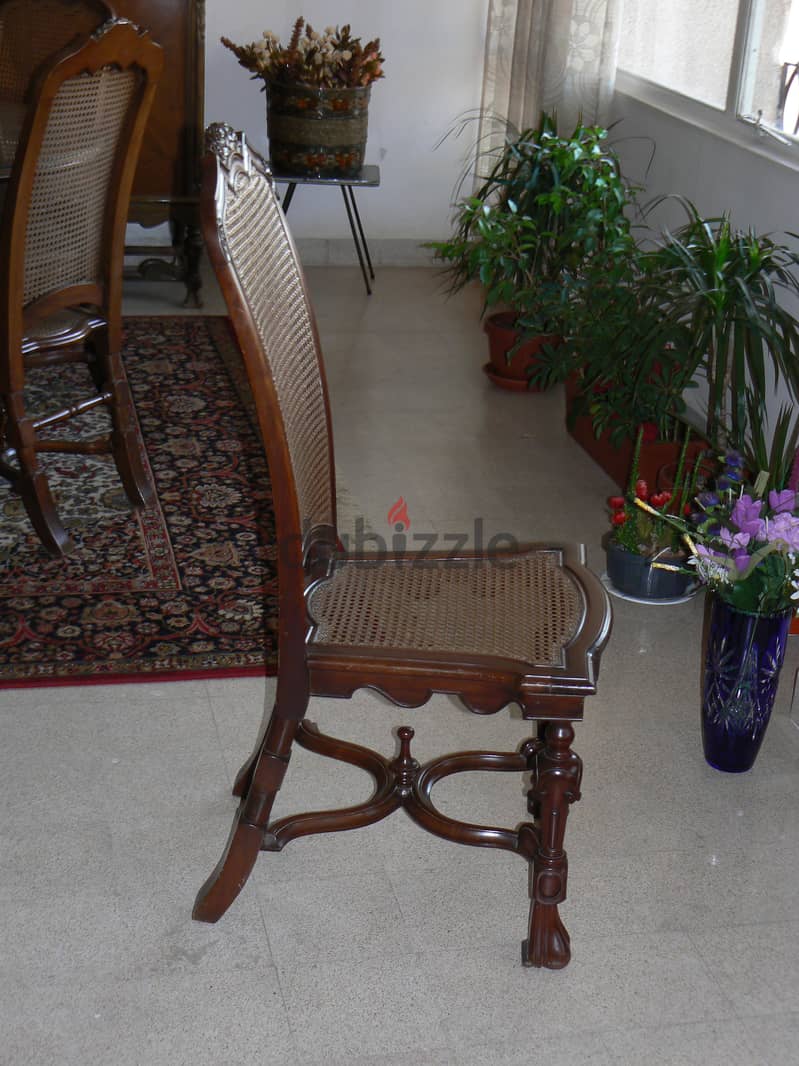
[
  {"xmin": 192, "ymin": 124, "xmax": 612, "ymax": 970},
  {"xmin": 0, "ymin": 18, "xmax": 163, "ymax": 555}
]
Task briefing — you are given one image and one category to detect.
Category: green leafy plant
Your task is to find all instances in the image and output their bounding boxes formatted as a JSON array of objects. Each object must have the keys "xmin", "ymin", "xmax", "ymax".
[
  {"xmin": 428, "ymin": 113, "xmax": 637, "ymax": 335},
  {"xmin": 530, "ymin": 197, "xmax": 799, "ymax": 459},
  {"xmin": 643, "ymin": 199, "xmax": 799, "ymax": 454},
  {"xmin": 529, "ymin": 243, "xmax": 698, "ymax": 444},
  {"xmin": 741, "ymin": 392, "xmax": 799, "ymax": 495}
]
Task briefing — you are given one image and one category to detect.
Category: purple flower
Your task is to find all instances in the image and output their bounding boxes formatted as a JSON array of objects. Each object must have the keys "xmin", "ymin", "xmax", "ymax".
[
  {"xmin": 719, "ymin": 527, "xmax": 751, "ymax": 552},
  {"xmin": 765, "ymin": 512, "xmax": 799, "ymax": 551},
  {"xmin": 724, "ymin": 451, "xmax": 745, "ymax": 469},
  {"xmin": 695, "ymin": 543, "xmax": 725, "ymax": 561},
  {"xmin": 697, "ymin": 492, "xmax": 720, "ymax": 509},
  {"xmin": 768, "ymin": 488, "xmax": 796, "ymax": 514},
  {"xmin": 732, "ymin": 550, "xmax": 751, "ymax": 572},
  {"xmin": 730, "ymin": 495, "xmax": 765, "ymax": 539}
]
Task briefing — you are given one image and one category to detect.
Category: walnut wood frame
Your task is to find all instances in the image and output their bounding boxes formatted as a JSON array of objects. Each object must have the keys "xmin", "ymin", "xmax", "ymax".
[
  {"xmin": 192, "ymin": 127, "xmax": 612, "ymax": 969},
  {"xmin": 0, "ymin": 19, "xmax": 163, "ymax": 554}
]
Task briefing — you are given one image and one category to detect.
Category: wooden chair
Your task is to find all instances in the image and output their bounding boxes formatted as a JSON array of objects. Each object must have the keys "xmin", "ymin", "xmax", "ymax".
[
  {"xmin": 0, "ymin": 18, "xmax": 163, "ymax": 555},
  {"xmin": 193, "ymin": 123, "xmax": 613, "ymax": 969}
]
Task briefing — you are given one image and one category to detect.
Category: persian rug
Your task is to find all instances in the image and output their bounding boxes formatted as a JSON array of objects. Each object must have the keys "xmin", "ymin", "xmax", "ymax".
[{"xmin": 0, "ymin": 317, "xmax": 279, "ymax": 687}]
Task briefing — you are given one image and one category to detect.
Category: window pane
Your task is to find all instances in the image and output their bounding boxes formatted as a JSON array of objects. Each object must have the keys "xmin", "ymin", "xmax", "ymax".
[
  {"xmin": 618, "ymin": 0, "xmax": 740, "ymax": 109},
  {"xmin": 739, "ymin": 0, "xmax": 799, "ymax": 134}
]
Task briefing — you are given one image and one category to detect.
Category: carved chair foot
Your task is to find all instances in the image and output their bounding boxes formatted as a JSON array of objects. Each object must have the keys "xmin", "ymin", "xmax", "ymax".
[
  {"xmin": 522, "ymin": 906, "xmax": 571, "ymax": 969},
  {"xmin": 192, "ymin": 803, "xmax": 264, "ymax": 923},
  {"xmin": 522, "ymin": 721, "xmax": 582, "ymax": 969}
]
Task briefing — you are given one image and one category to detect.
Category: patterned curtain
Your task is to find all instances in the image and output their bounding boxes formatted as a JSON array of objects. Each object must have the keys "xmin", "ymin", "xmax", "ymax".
[{"xmin": 479, "ymin": 0, "xmax": 622, "ymax": 149}]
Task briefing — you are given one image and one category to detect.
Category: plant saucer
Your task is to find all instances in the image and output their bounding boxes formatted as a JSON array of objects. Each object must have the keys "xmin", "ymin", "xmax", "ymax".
[{"xmin": 599, "ymin": 571, "xmax": 699, "ymax": 606}]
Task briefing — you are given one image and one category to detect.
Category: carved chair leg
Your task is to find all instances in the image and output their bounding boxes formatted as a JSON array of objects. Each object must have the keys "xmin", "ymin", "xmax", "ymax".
[
  {"xmin": 523, "ymin": 722, "xmax": 582, "ymax": 969},
  {"xmin": 2, "ymin": 392, "xmax": 72, "ymax": 555},
  {"xmin": 181, "ymin": 221, "xmax": 204, "ymax": 309},
  {"xmin": 193, "ymin": 694, "xmax": 307, "ymax": 923},
  {"xmin": 232, "ymin": 740, "xmax": 260, "ymax": 799},
  {"xmin": 87, "ymin": 330, "xmax": 153, "ymax": 509}
]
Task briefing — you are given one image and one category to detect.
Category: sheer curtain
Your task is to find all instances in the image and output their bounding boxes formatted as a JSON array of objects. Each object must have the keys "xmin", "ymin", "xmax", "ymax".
[{"xmin": 479, "ymin": 0, "xmax": 622, "ymax": 149}]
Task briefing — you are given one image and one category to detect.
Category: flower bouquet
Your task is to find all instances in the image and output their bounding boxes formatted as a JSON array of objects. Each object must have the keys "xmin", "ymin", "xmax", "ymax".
[
  {"xmin": 639, "ymin": 450, "xmax": 799, "ymax": 615},
  {"xmin": 636, "ymin": 450, "xmax": 799, "ymax": 771}
]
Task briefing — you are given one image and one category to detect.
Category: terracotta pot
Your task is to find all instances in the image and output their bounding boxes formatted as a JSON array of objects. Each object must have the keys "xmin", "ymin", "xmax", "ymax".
[
  {"xmin": 483, "ymin": 312, "xmax": 560, "ymax": 391},
  {"xmin": 565, "ymin": 373, "xmax": 710, "ymax": 489}
]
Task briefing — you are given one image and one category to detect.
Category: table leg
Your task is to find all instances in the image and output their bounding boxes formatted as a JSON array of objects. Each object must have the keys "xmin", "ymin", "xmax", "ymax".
[
  {"xmin": 341, "ymin": 185, "xmax": 372, "ymax": 295},
  {"xmin": 345, "ymin": 185, "xmax": 375, "ymax": 281},
  {"xmin": 282, "ymin": 183, "xmax": 297, "ymax": 211}
]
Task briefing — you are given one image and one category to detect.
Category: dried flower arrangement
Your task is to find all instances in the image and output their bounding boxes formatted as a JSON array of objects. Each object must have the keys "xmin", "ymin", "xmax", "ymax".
[{"xmin": 221, "ymin": 16, "xmax": 385, "ymax": 91}]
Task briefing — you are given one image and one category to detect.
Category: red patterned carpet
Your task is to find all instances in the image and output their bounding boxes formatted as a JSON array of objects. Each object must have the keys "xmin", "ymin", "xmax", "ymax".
[{"xmin": 0, "ymin": 317, "xmax": 278, "ymax": 686}]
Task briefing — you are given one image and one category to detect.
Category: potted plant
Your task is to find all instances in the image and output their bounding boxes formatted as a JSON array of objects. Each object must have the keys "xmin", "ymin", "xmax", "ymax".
[
  {"xmin": 637, "ymin": 199, "xmax": 799, "ymax": 456},
  {"xmin": 605, "ymin": 425, "xmax": 708, "ymax": 600},
  {"xmin": 428, "ymin": 113, "xmax": 637, "ymax": 388},
  {"xmin": 531, "ymin": 197, "xmax": 799, "ymax": 488},
  {"xmin": 529, "ymin": 236, "xmax": 706, "ymax": 485},
  {"xmin": 638, "ymin": 447, "xmax": 799, "ymax": 772},
  {"xmin": 221, "ymin": 17, "xmax": 385, "ymax": 178}
]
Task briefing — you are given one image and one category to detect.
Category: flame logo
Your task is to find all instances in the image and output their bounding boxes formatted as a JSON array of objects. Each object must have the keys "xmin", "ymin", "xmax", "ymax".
[{"xmin": 387, "ymin": 496, "xmax": 410, "ymax": 531}]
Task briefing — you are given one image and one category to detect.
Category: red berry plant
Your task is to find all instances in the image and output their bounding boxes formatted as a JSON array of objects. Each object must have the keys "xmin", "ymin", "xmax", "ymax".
[{"xmin": 608, "ymin": 426, "xmax": 706, "ymax": 559}]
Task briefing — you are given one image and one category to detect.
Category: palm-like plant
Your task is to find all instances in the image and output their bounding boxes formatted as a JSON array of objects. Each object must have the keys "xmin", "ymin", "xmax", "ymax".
[{"xmin": 644, "ymin": 200, "xmax": 799, "ymax": 453}]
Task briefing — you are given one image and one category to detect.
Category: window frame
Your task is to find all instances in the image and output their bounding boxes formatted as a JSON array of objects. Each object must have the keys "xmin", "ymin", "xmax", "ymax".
[{"xmin": 616, "ymin": 0, "xmax": 799, "ymax": 169}]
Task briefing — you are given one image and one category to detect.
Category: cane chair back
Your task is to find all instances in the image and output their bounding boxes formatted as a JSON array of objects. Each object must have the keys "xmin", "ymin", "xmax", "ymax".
[
  {"xmin": 23, "ymin": 66, "xmax": 137, "ymax": 308},
  {"xmin": 194, "ymin": 125, "xmax": 612, "ymax": 970},
  {"xmin": 206, "ymin": 128, "xmax": 335, "ymax": 554},
  {"xmin": 0, "ymin": 19, "xmax": 163, "ymax": 554}
]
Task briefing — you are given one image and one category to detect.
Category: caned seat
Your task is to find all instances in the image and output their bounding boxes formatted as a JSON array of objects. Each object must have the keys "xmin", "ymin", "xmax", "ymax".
[
  {"xmin": 193, "ymin": 124, "xmax": 612, "ymax": 969},
  {"xmin": 0, "ymin": 19, "xmax": 163, "ymax": 554},
  {"xmin": 308, "ymin": 550, "xmax": 582, "ymax": 666}
]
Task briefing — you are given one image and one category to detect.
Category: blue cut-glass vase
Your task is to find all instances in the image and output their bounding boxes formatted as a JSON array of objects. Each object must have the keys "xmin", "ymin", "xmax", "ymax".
[{"xmin": 701, "ymin": 596, "xmax": 792, "ymax": 773}]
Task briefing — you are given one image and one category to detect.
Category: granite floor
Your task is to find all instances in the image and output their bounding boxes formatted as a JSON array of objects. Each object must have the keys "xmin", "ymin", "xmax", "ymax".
[{"xmin": 2, "ymin": 264, "xmax": 799, "ymax": 1065}]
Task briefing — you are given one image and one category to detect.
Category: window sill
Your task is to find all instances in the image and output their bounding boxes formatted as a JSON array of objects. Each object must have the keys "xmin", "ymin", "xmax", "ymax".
[{"xmin": 615, "ymin": 70, "xmax": 799, "ymax": 175}]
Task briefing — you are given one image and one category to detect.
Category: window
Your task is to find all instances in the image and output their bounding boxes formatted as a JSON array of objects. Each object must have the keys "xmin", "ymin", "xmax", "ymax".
[{"xmin": 617, "ymin": 0, "xmax": 799, "ymax": 153}]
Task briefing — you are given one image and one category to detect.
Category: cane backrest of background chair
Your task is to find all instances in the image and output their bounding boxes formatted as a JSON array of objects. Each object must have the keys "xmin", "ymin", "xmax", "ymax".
[
  {"xmin": 203, "ymin": 125, "xmax": 335, "ymax": 549},
  {"xmin": 23, "ymin": 65, "xmax": 136, "ymax": 307},
  {"xmin": 0, "ymin": 0, "xmax": 113, "ymax": 105},
  {"xmin": 3, "ymin": 18, "xmax": 163, "ymax": 340}
]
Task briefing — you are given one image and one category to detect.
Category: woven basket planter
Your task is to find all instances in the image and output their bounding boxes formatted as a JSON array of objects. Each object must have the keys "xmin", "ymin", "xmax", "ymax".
[{"xmin": 266, "ymin": 83, "xmax": 370, "ymax": 178}]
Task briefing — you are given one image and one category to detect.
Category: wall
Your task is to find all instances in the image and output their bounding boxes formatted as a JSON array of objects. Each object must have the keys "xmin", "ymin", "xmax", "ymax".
[
  {"xmin": 205, "ymin": 0, "xmax": 489, "ymax": 262},
  {"xmin": 610, "ymin": 90, "xmax": 799, "ymax": 234}
]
